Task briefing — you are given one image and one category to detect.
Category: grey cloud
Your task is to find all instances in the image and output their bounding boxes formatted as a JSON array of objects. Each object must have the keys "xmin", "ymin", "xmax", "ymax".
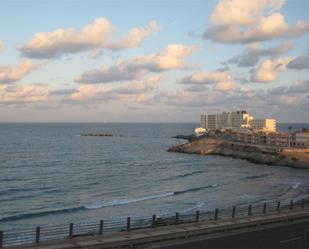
[
  {"xmin": 227, "ymin": 42, "xmax": 293, "ymax": 68},
  {"xmin": 186, "ymin": 85, "xmax": 209, "ymax": 92},
  {"xmin": 75, "ymin": 65, "xmax": 142, "ymax": 84},
  {"xmin": 287, "ymin": 55, "xmax": 309, "ymax": 70},
  {"xmin": 228, "ymin": 55, "xmax": 259, "ymax": 67},
  {"xmin": 52, "ymin": 88, "xmax": 79, "ymax": 95},
  {"xmin": 267, "ymin": 80, "xmax": 309, "ymax": 95}
]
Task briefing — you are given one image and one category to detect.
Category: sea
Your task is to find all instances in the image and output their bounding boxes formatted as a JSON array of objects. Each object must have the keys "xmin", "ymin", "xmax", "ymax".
[{"xmin": 1, "ymin": 122, "xmax": 309, "ymax": 231}]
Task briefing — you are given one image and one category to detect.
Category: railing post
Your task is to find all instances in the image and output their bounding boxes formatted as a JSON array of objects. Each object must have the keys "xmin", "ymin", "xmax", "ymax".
[
  {"xmin": 175, "ymin": 212, "xmax": 179, "ymax": 224},
  {"xmin": 152, "ymin": 214, "xmax": 156, "ymax": 227},
  {"xmin": 248, "ymin": 205, "xmax": 252, "ymax": 216},
  {"xmin": 263, "ymin": 202, "xmax": 267, "ymax": 214},
  {"xmin": 126, "ymin": 217, "xmax": 131, "ymax": 231},
  {"xmin": 0, "ymin": 231, "xmax": 3, "ymax": 248},
  {"xmin": 301, "ymin": 199, "xmax": 305, "ymax": 208},
  {"xmin": 214, "ymin": 208, "xmax": 218, "ymax": 220},
  {"xmin": 69, "ymin": 223, "xmax": 74, "ymax": 238},
  {"xmin": 276, "ymin": 201, "xmax": 281, "ymax": 212},
  {"xmin": 232, "ymin": 206, "xmax": 236, "ymax": 218},
  {"xmin": 36, "ymin": 226, "xmax": 40, "ymax": 244},
  {"xmin": 99, "ymin": 220, "xmax": 104, "ymax": 235},
  {"xmin": 195, "ymin": 210, "xmax": 200, "ymax": 223},
  {"xmin": 289, "ymin": 200, "xmax": 293, "ymax": 210}
]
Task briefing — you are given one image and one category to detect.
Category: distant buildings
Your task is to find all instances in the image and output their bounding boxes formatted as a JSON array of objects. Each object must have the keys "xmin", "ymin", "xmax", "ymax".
[
  {"xmin": 201, "ymin": 110, "xmax": 276, "ymax": 132},
  {"xmin": 229, "ymin": 129, "xmax": 309, "ymax": 148},
  {"xmin": 198, "ymin": 110, "xmax": 308, "ymax": 148}
]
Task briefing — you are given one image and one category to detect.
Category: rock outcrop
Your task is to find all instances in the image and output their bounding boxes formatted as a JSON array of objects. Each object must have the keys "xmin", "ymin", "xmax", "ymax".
[{"xmin": 168, "ymin": 138, "xmax": 309, "ymax": 169}]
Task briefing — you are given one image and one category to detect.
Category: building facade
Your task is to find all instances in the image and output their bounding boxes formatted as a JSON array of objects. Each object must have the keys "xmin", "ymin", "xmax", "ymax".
[
  {"xmin": 201, "ymin": 110, "xmax": 262, "ymax": 130},
  {"xmin": 250, "ymin": 119, "xmax": 276, "ymax": 132}
]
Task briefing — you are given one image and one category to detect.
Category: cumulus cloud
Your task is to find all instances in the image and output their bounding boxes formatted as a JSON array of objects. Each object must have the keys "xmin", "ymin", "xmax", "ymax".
[
  {"xmin": 227, "ymin": 42, "xmax": 292, "ymax": 67},
  {"xmin": 19, "ymin": 18, "xmax": 158, "ymax": 59},
  {"xmin": 0, "ymin": 60, "xmax": 43, "ymax": 84},
  {"xmin": 0, "ymin": 84, "xmax": 50, "ymax": 105},
  {"xmin": 76, "ymin": 44, "xmax": 197, "ymax": 83},
  {"xmin": 251, "ymin": 57, "xmax": 293, "ymax": 83},
  {"xmin": 156, "ymin": 78, "xmax": 308, "ymax": 114},
  {"xmin": 113, "ymin": 76, "xmax": 162, "ymax": 95},
  {"xmin": 66, "ymin": 76, "xmax": 162, "ymax": 104},
  {"xmin": 204, "ymin": 0, "xmax": 309, "ymax": 44},
  {"xmin": 66, "ymin": 85, "xmax": 107, "ymax": 102},
  {"xmin": 107, "ymin": 21, "xmax": 159, "ymax": 50},
  {"xmin": 178, "ymin": 70, "xmax": 235, "ymax": 91}
]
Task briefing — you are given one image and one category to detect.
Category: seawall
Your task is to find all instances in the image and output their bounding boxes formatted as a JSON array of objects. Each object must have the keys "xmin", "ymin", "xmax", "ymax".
[{"xmin": 168, "ymin": 138, "xmax": 309, "ymax": 169}]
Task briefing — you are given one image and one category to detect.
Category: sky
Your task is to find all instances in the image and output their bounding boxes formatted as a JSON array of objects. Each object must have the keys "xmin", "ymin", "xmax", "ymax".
[{"xmin": 0, "ymin": 0, "xmax": 309, "ymax": 123}]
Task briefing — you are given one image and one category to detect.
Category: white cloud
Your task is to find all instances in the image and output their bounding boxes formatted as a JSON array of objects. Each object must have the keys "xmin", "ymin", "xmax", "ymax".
[
  {"xmin": 0, "ymin": 60, "xmax": 43, "ymax": 84},
  {"xmin": 210, "ymin": 0, "xmax": 284, "ymax": 26},
  {"xmin": 76, "ymin": 44, "xmax": 197, "ymax": 83},
  {"xmin": 204, "ymin": 0, "xmax": 309, "ymax": 43},
  {"xmin": 214, "ymin": 81, "xmax": 235, "ymax": 91},
  {"xmin": 113, "ymin": 76, "xmax": 162, "ymax": 95},
  {"xmin": 251, "ymin": 57, "xmax": 294, "ymax": 83},
  {"xmin": 19, "ymin": 18, "xmax": 158, "ymax": 59},
  {"xmin": 107, "ymin": 20, "xmax": 159, "ymax": 50},
  {"xmin": 66, "ymin": 76, "xmax": 162, "ymax": 104},
  {"xmin": 66, "ymin": 85, "xmax": 107, "ymax": 102},
  {"xmin": 178, "ymin": 70, "xmax": 235, "ymax": 91},
  {"xmin": 0, "ymin": 84, "xmax": 50, "ymax": 104}
]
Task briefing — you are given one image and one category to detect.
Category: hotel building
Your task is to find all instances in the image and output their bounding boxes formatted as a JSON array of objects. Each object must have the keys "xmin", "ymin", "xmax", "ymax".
[{"xmin": 200, "ymin": 110, "xmax": 275, "ymax": 131}]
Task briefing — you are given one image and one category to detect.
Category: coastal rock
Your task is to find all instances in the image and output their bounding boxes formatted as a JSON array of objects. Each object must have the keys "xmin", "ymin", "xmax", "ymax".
[
  {"xmin": 168, "ymin": 138, "xmax": 309, "ymax": 169},
  {"xmin": 173, "ymin": 134, "xmax": 199, "ymax": 142}
]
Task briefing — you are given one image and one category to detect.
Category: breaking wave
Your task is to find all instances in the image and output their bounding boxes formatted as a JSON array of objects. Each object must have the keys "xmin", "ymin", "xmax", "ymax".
[
  {"xmin": 84, "ymin": 192, "xmax": 174, "ymax": 209},
  {"xmin": 1, "ymin": 184, "xmax": 219, "ymax": 222},
  {"xmin": 243, "ymin": 174, "xmax": 269, "ymax": 180},
  {"xmin": 163, "ymin": 171, "xmax": 204, "ymax": 181}
]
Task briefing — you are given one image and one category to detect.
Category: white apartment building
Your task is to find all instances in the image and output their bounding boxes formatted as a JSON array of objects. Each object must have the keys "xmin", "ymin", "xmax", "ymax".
[
  {"xmin": 201, "ymin": 110, "xmax": 253, "ymax": 130},
  {"xmin": 200, "ymin": 110, "xmax": 276, "ymax": 131},
  {"xmin": 250, "ymin": 119, "xmax": 276, "ymax": 132}
]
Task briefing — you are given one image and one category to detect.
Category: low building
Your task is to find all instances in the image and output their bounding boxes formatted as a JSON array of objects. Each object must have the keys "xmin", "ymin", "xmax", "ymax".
[
  {"xmin": 295, "ymin": 132, "xmax": 309, "ymax": 147},
  {"xmin": 250, "ymin": 119, "xmax": 276, "ymax": 132}
]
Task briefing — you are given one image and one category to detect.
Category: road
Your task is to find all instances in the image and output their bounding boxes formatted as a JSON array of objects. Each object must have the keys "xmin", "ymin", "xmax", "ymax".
[{"xmin": 148, "ymin": 219, "xmax": 309, "ymax": 249}]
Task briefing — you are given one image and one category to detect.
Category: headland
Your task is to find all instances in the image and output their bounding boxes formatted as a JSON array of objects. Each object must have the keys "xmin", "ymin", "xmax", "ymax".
[
  {"xmin": 168, "ymin": 110, "xmax": 309, "ymax": 169},
  {"xmin": 168, "ymin": 136, "xmax": 309, "ymax": 169}
]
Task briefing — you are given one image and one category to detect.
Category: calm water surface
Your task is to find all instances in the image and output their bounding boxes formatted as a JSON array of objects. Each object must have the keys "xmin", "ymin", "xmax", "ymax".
[{"xmin": 0, "ymin": 123, "xmax": 309, "ymax": 230}]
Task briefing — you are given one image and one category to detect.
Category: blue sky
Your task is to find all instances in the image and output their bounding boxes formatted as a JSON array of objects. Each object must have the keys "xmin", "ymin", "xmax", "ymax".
[{"xmin": 0, "ymin": 0, "xmax": 308, "ymax": 122}]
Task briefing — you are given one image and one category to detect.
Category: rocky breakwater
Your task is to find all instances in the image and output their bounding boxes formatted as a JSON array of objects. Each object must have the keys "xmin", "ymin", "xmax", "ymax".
[{"xmin": 168, "ymin": 137, "xmax": 309, "ymax": 169}]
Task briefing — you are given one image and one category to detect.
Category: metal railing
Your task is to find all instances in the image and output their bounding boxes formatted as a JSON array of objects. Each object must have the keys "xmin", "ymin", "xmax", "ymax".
[{"xmin": 0, "ymin": 198, "xmax": 307, "ymax": 248}]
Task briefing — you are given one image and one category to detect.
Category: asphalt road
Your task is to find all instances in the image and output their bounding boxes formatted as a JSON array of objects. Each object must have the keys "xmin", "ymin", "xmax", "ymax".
[{"xmin": 148, "ymin": 219, "xmax": 309, "ymax": 249}]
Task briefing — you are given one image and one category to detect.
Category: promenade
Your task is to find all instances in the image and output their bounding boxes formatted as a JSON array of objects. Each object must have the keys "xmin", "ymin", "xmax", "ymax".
[{"xmin": 6, "ymin": 204, "xmax": 309, "ymax": 249}]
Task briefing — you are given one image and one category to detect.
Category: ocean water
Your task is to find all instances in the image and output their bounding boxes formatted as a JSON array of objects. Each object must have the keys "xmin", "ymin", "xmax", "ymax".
[{"xmin": 0, "ymin": 122, "xmax": 309, "ymax": 231}]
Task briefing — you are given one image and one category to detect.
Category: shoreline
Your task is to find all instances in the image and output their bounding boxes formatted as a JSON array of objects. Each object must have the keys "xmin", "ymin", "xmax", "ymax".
[{"xmin": 168, "ymin": 137, "xmax": 309, "ymax": 169}]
